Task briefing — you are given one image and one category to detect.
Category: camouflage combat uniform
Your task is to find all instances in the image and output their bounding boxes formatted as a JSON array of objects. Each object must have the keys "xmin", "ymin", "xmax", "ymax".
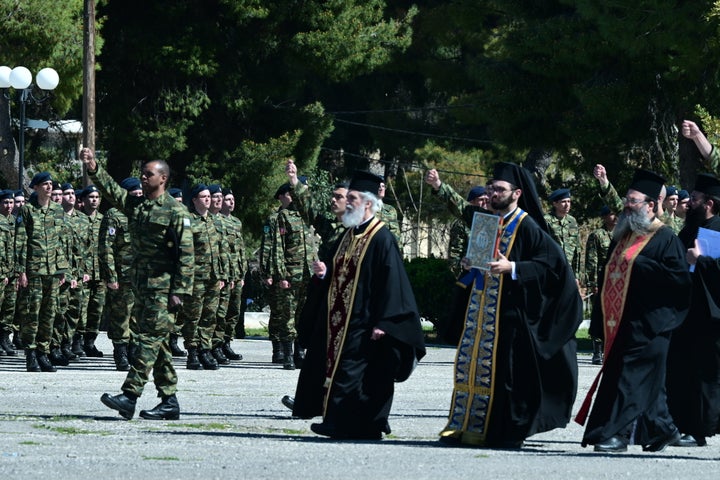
[
  {"xmin": 0, "ymin": 211, "xmax": 17, "ymax": 347},
  {"xmin": 213, "ymin": 212, "xmax": 245, "ymax": 349},
  {"xmin": 78, "ymin": 209, "xmax": 107, "ymax": 351},
  {"xmin": 260, "ymin": 205, "xmax": 313, "ymax": 345},
  {"xmin": 89, "ymin": 165, "xmax": 193, "ymax": 399},
  {"xmin": 178, "ymin": 209, "xmax": 227, "ymax": 355},
  {"xmin": 377, "ymin": 202, "xmax": 402, "ymax": 248},
  {"xmin": 291, "ymin": 182, "xmax": 346, "ymax": 263},
  {"xmin": 99, "ymin": 207, "xmax": 135, "ymax": 348},
  {"xmin": 544, "ymin": 212, "xmax": 581, "ymax": 278},
  {"xmin": 16, "ymin": 197, "xmax": 70, "ymax": 354},
  {"xmin": 584, "ymin": 226, "xmax": 612, "ymax": 294}
]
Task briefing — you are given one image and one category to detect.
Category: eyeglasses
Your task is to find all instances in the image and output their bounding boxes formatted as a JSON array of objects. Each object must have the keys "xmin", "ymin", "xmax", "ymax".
[{"xmin": 622, "ymin": 197, "xmax": 647, "ymax": 206}]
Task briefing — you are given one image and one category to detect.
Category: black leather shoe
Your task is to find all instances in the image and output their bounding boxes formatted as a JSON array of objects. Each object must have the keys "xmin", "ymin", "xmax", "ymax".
[
  {"xmin": 672, "ymin": 434, "xmax": 701, "ymax": 447},
  {"xmin": 310, "ymin": 422, "xmax": 381, "ymax": 440},
  {"xmin": 594, "ymin": 435, "xmax": 628, "ymax": 453},
  {"xmin": 281, "ymin": 395, "xmax": 295, "ymax": 411},
  {"xmin": 311, "ymin": 422, "xmax": 337, "ymax": 438},
  {"xmin": 643, "ymin": 428, "xmax": 681, "ymax": 452},
  {"xmin": 101, "ymin": 393, "xmax": 136, "ymax": 420},
  {"xmin": 139, "ymin": 395, "xmax": 180, "ymax": 420}
]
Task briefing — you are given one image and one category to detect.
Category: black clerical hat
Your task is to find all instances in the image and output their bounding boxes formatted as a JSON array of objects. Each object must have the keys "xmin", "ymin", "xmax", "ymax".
[
  {"xmin": 693, "ymin": 173, "xmax": 720, "ymax": 197},
  {"xmin": 491, "ymin": 162, "xmax": 521, "ymax": 186},
  {"xmin": 629, "ymin": 169, "xmax": 665, "ymax": 200},
  {"xmin": 348, "ymin": 171, "xmax": 382, "ymax": 196}
]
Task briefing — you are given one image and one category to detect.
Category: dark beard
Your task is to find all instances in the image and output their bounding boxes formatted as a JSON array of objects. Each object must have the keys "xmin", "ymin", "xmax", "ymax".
[
  {"xmin": 684, "ymin": 204, "xmax": 705, "ymax": 230},
  {"xmin": 490, "ymin": 195, "xmax": 513, "ymax": 211}
]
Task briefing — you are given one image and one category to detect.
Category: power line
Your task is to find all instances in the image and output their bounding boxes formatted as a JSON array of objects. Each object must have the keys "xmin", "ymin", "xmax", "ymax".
[
  {"xmin": 328, "ymin": 104, "xmax": 478, "ymax": 115},
  {"xmin": 332, "ymin": 118, "xmax": 496, "ymax": 145}
]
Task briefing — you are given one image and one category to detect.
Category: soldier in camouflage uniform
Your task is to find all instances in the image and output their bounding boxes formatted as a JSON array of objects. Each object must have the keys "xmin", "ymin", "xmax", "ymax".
[
  {"xmin": 77, "ymin": 185, "xmax": 106, "ymax": 357},
  {"xmin": 377, "ymin": 179, "xmax": 402, "ymax": 248},
  {"xmin": 16, "ymin": 172, "xmax": 71, "ymax": 372},
  {"xmin": 11, "ymin": 190, "xmax": 26, "ymax": 349},
  {"xmin": 47, "ymin": 182, "xmax": 77, "ymax": 367},
  {"xmin": 544, "ymin": 189, "xmax": 581, "ymax": 279},
  {"xmin": 584, "ymin": 205, "xmax": 617, "ymax": 365},
  {"xmin": 99, "ymin": 177, "xmax": 143, "ymax": 371},
  {"xmin": 178, "ymin": 184, "xmax": 228, "ymax": 371},
  {"xmin": 60, "ymin": 185, "xmax": 91, "ymax": 359},
  {"xmin": 0, "ymin": 190, "xmax": 18, "ymax": 356},
  {"xmin": 260, "ymin": 182, "xmax": 314, "ymax": 370},
  {"xmin": 443, "ymin": 186, "xmax": 489, "ymax": 277},
  {"xmin": 662, "ymin": 185, "xmax": 684, "ymax": 234},
  {"xmin": 214, "ymin": 187, "xmax": 246, "ymax": 361},
  {"xmin": 83, "ymin": 149, "xmax": 194, "ymax": 421}
]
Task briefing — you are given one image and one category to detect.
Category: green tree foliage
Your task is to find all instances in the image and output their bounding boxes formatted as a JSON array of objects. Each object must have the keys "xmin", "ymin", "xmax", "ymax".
[
  {"xmin": 0, "ymin": 0, "xmax": 92, "ymax": 188},
  {"xmin": 96, "ymin": 0, "xmax": 416, "ymax": 242}
]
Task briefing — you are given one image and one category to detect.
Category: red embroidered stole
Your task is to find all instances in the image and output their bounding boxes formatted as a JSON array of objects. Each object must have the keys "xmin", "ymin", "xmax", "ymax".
[
  {"xmin": 575, "ymin": 219, "xmax": 661, "ymax": 425},
  {"xmin": 322, "ymin": 217, "xmax": 384, "ymax": 415}
]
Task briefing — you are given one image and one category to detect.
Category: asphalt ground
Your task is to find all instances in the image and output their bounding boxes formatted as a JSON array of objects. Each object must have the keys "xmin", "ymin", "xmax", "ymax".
[{"xmin": 1, "ymin": 335, "xmax": 718, "ymax": 479}]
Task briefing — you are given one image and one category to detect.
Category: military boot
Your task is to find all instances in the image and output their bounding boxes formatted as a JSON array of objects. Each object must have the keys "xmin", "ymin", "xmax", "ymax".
[
  {"xmin": 271, "ymin": 340, "xmax": 285, "ymax": 364},
  {"xmin": 36, "ymin": 352, "xmax": 57, "ymax": 372},
  {"xmin": 83, "ymin": 332, "xmax": 104, "ymax": 357},
  {"xmin": 591, "ymin": 337, "xmax": 604, "ymax": 365},
  {"xmin": 12, "ymin": 331, "xmax": 23, "ymax": 350},
  {"xmin": 139, "ymin": 394, "xmax": 180, "ymax": 420},
  {"xmin": 100, "ymin": 392, "xmax": 136, "ymax": 420},
  {"xmin": 222, "ymin": 339, "xmax": 242, "ymax": 360},
  {"xmin": 211, "ymin": 345, "xmax": 229, "ymax": 365},
  {"xmin": 25, "ymin": 349, "xmax": 40, "ymax": 372},
  {"xmin": 186, "ymin": 347, "xmax": 202, "ymax": 370},
  {"xmin": 71, "ymin": 333, "xmax": 86, "ymax": 357},
  {"xmin": 169, "ymin": 333, "xmax": 186, "ymax": 357},
  {"xmin": 282, "ymin": 341, "xmax": 295, "ymax": 370},
  {"xmin": 60, "ymin": 340, "xmax": 77, "ymax": 361},
  {"xmin": 0, "ymin": 331, "xmax": 16, "ymax": 355},
  {"xmin": 199, "ymin": 349, "xmax": 219, "ymax": 370},
  {"xmin": 49, "ymin": 347, "xmax": 70, "ymax": 366},
  {"xmin": 293, "ymin": 340, "xmax": 305, "ymax": 369},
  {"xmin": 113, "ymin": 344, "xmax": 130, "ymax": 371}
]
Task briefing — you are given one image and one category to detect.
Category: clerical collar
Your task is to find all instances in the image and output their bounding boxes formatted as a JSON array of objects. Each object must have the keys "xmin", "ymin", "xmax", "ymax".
[
  {"xmin": 502, "ymin": 207, "xmax": 519, "ymax": 221},
  {"xmin": 353, "ymin": 216, "xmax": 374, "ymax": 234}
]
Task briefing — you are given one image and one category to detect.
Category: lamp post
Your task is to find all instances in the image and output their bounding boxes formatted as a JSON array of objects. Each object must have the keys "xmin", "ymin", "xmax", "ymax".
[{"xmin": 0, "ymin": 66, "xmax": 59, "ymax": 189}]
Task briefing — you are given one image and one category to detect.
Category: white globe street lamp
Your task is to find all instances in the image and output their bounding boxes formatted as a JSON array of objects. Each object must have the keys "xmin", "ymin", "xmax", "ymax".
[{"xmin": 0, "ymin": 66, "xmax": 59, "ymax": 189}]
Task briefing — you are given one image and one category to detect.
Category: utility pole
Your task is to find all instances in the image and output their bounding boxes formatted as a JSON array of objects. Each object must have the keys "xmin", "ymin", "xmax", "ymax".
[{"xmin": 82, "ymin": 0, "xmax": 96, "ymax": 185}]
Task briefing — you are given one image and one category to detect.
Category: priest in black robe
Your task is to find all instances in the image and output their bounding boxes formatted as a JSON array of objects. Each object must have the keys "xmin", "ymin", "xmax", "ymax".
[
  {"xmin": 667, "ymin": 173, "xmax": 720, "ymax": 447},
  {"xmin": 578, "ymin": 169, "xmax": 692, "ymax": 453},
  {"xmin": 439, "ymin": 162, "xmax": 583, "ymax": 449},
  {"xmin": 293, "ymin": 170, "xmax": 425, "ymax": 440}
]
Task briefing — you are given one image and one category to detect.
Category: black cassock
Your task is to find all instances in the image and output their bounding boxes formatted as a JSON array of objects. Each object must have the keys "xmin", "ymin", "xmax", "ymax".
[
  {"xmin": 667, "ymin": 215, "xmax": 720, "ymax": 441},
  {"xmin": 583, "ymin": 226, "xmax": 691, "ymax": 447},
  {"xmin": 292, "ymin": 221, "xmax": 425, "ymax": 437}
]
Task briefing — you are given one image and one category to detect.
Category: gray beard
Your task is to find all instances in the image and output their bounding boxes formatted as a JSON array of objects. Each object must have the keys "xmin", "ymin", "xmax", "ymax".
[
  {"xmin": 613, "ymin": 208, "xmax": 653, "ymax": 241},
  {"xmin": 342, "ymin": 206, "xmax": 366, "ymax": 228}
]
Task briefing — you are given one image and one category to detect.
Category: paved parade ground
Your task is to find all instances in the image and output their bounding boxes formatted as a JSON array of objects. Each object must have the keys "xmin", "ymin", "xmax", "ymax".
[{"xmin": 1, "ymin": 335, "xmax": 718, "ymax": 479}]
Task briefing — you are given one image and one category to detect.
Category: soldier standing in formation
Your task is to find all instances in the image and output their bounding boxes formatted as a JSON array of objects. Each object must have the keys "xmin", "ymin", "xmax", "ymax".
[
  {"xmin": 0, "ymin": 190, "xmax": 17, "ymax": 356},
  {"xmin": 544, "ymin": 188, "xmax": 581, "ymax": 280},
  {"xmin": 216, "ymin": 187, "xmax": 246, "ymax": 360},
  {"xmin": 78, "ymin": 185, "xmax": 106, "ymax": 358},
  {"xmin": 82, "ymin": 149, "xmax": 194, "ymax": 421},
  {"xmin": 16, "ymin": 172, "xmax": 71, "ymax": 372},
  {"xmin": 584, "ymin": 205, "xmax": 617, "ymax": 365},
  {"xmin": 99, "ymin": 177, "xmax": 143, "ymax": 371},
  {"xmin": 377, "ymin": 178, "xmax": 402, "ymax": 248},
  {"xmin": 260, "ymin": 179, "xmax": 314, "ymax": 370},
  {"xmin": 177, "ymin": 184, "xmax": 228, "ymax": 371}
]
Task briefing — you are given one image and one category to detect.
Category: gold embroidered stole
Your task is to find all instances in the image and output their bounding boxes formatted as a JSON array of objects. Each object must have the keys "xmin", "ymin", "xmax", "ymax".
[
  {"xmin": 575, "ymin": 218, "xmax": 662, "ymax": 425},
  {"xmin": 322, "ymin": 217, "xmax": 384, "ymax": 415},
  {"xmin": 440, "ymin": 208, "xmax": 527, "ymax": 443}
]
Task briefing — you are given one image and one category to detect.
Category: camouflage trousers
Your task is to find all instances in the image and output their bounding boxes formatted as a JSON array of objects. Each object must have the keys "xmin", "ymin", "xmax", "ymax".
[
  {"xmin": 121, "ymin": 286, "xmax": 177, "ymax": 398},
  {"xmin": 212, "ymin": 281, "xmax": 243, "ymax": 347},
  {"xmin": 105, "ymin": 280, "xmax": 136, "ymax": 345},
  {"xmin": 20, "ymin": 274, "xmax": 60, "ymax": 353},
  {"xmin": 0, "ymin": 276, "xmax": 15, "ymax": 334},
  {"xmin": 64, "ymin": 281, "xmax": 85, "ymax": 339},
  {"xmin": 267, "ymin": 279, "xmax": 307, "ymax": 343},
  {"xmin": 52, "ymin": 282, "xmax": 72, "ymax": 348},
  {"xmin": 78, "ymin": 280, "xmax": 107, "ymax": 334},
  {"xmin": 179, "ymin": 278, "xmax": 221, "ymax": 350}
]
